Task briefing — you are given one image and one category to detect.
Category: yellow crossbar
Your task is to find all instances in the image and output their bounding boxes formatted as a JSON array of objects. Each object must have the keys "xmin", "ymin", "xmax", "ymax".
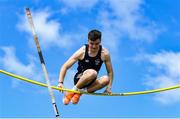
[{"xmin": 0, "ymin": 69, "xmax": 180, "ymax": 96}]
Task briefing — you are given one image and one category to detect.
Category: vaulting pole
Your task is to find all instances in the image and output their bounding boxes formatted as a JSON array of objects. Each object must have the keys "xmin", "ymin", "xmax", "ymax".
[{"xmin": 25, "ymin": 8, "xmax": 60, "ymax": 118}]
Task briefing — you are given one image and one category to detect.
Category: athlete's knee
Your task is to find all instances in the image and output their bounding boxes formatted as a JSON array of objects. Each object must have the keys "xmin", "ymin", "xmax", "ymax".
[
  {"xmin": 83, "ymin": 69, "xmax": 97, "ymax": 79},
  {"xmin": 101, "ymin": 76, "xmax": 110, "ymax": 86}
]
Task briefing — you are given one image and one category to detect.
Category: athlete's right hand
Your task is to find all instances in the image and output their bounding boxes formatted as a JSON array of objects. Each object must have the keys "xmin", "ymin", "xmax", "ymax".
[{"xmin": 58, "ymin": 82, "xmax": 64, "ymax": 93}]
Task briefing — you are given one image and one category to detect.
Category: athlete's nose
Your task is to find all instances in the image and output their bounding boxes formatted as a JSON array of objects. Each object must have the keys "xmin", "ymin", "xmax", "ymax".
[{"xmin": 92, "ymin": 45, "xmax": 96, "ymax": 49}]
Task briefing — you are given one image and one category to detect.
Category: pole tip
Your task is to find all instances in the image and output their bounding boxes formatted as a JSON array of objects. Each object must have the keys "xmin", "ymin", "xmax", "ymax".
[
  {"xmin": 25, "ymin": 7, "xmax": 31, "ymax": 15},
  {"xmin": 26, "ymin": 7, "xmax": 30, "ymax": 11}
]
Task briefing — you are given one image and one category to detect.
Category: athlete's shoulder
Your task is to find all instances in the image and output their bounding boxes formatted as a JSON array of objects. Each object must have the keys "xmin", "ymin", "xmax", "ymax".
[
  {"xmin": 101, "ymin": 46, "xmax": 110, "ymax": 61},
  {"xmin": 74, "ymin": 45, "xmax": 86, "ymax": 60},
  {"xmin": 101, "ymin": 46, "xmax": 110, "ymax": 56},
  {"xmin": 79, "ymin": 45, "xmax": 86, "ymax": 53}
]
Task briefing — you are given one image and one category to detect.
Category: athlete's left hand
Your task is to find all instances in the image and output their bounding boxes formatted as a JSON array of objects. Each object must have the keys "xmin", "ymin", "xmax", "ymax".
[{"xmin": 104, "ymin": 87, "xmax": 112, "ymax": 94}]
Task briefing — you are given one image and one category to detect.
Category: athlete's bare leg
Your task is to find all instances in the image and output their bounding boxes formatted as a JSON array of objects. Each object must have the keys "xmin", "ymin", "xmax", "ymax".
[
  {"xmin": 87, "ymin": 75, "xmax": 110, "ymax": 93},
  {"xmin": 71, "ymin": 72, "xmax": 110, "ymax": 104},
  {"xmin": 75, "ymin": 69, "xmax": 97, "ymax": 89}
]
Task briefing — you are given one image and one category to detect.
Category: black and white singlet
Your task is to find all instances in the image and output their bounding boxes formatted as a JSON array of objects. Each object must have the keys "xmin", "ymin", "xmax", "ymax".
[{"xmin": 74, "ymin": 44, "xmax": 103, "ymax": 85}]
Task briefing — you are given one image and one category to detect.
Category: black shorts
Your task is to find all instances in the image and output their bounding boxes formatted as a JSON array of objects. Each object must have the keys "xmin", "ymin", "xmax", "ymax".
[{"xmin": 74, "ymin": 73, "xmax": 96, "ymax": 89}]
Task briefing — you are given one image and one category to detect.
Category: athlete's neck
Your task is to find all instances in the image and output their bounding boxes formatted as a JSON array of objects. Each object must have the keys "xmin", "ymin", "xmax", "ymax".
[{"xmin": 88, "ymin": 47, "xmax": 99, "ymax": 57}]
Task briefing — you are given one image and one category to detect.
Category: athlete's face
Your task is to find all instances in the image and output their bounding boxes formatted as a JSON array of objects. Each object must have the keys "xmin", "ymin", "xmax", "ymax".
[{"xmin": 88, "ymin": 39, "xmax": 101, "ymax": 52}]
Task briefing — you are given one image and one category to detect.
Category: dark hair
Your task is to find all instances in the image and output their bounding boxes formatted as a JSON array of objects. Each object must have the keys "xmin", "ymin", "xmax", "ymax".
[{"xmin": 88, "ymin": 29, "xmax": 101, "ymax": 41}]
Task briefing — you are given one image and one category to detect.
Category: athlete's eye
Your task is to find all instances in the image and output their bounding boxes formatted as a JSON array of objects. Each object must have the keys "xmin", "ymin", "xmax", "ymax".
[{"xmin": 90, "ymin": 43, "xmax": 94, "ymax": 45}]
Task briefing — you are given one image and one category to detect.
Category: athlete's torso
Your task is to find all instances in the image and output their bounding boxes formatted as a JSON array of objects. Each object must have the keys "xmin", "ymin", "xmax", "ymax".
[{"xmin": 76, "ymin": 44, "xmax": 103, "ymax": 75}]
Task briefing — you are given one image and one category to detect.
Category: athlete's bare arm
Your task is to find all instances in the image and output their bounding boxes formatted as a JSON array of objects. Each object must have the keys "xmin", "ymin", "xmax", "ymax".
[
  {"xmin": 58, "ymin": 46, "xmax": 85, "ymax": 84},
  {"xmin": 101, "ymin": 48, "xmax": 114, "ymax": 91}
]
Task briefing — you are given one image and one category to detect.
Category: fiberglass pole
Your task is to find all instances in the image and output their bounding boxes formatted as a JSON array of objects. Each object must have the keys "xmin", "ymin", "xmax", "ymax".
[{"xmin": 25, "ymin": 8, "xmax": 60, "ymax": 118}]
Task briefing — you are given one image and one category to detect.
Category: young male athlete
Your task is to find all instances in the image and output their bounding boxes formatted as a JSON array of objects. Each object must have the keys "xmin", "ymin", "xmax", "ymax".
[{"xmin": 58, "ymin": 29, "xmax": 114, "ymax": 105}]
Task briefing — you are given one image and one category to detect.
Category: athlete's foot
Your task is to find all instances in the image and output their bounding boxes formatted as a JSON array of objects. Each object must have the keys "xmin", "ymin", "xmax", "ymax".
[
  {"xmin": 63, "ymin": 92, "xmax": 74, "ymax": 105},
  {"xmin": 71, "ymin": 93, "xmax": 82, "ymax": 104}
]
